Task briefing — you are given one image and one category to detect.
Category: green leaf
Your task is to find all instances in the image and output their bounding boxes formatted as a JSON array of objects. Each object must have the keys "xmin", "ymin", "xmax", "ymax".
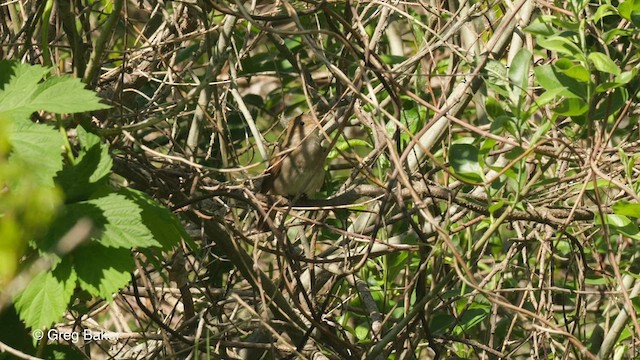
[
  {"xmin": 588, "ymin": 52, "xmax": 621, "ymax": 75},
  {"xmin": 30, "ymin": 76, "xmax": 111, "ymax": 114},
  {"xmin": 14, "ymin": 261, "xmax": 76, "ymax": 329},
  {"xmin": 535, "ymin": 65, "xmax": 564, "ymax": 91},
  {"xmin": 592, "ymin": 88, "xmax": 627, "ymax": 120},
  {"xmin": 121, "ymin": 188, "xmax": 188, "ymax": 250},
  {"xmin": 327, "ymin": 139, "xmax": 372, "ymax": 160},
  {"xmin": 9, "ymin": 121, "xmax": 64, "ymax": 187},
  {"xmin": 612, "ymin": 201, "xmax": 640, "ymax": 218},
  {"xmin": 77, "ymin": 125, "xmax": 102, "ymax": 150},
  {"xmin": 618, "ymin": 0, "xmax": 640, "ymax": 20},
  {"xmin": 74, "ymin": 243, "xmax": 133, "ymax": 298},
  {"xmin": 355, "ymin": 325, "xmax": 369, "ymax": 341},
  {"xmin": 449, "ymin": 143, "xmax": 483, "ymax": 183},
  {"xmin": 534, "ymin": 87, "xmax": 569, "ymax": 109},
  {"xmin": 430, "ymin": 312, "xmax": 456, "ymax": 335},
  {"xmin": 488, "ymin": 200, "xmax": 506, "ymax": 215},
  {"xmin": 595, "ymin": 69, "xmax": 636, "ymax": 93},
  {"xmin": 46, "ymin": 192, "xmax": 163, "ymax": 250},
  {"xmin": 75, "ymin": 142, "xmax": 112, "ymax": 186},
  {"xmin": 582, "ymin": 178, "xmax": 615, "ymax": 190},
  {"xmin": 585, "ymin": 276, "xmax": 607, "ymax": 285},
  {"xmin": 524, "ymin": 16, "xmax": 557, "ymax": 36},
  {"xmin": 0, "ymin": 61, "xmax": 109, "ymax": 121},
  {"xmin": 485, "ymin": 97, "xmax": 506, "ymax": 119},
  {"xmin": 55, "ymin": 129, "xmax": 112, "ymax": 202},
  {"xmin": 454, "ymin": 306, "xmax": 489, "ymax": 335},
  {"xmin": 599, "ymin": 214, "xmax": 640, "ymax": 240},
  {"xmin": 556, "ymin": 59, "xmax": 590, "ymax": 82},
  {"xmin": 381, "ymin": 54, "xmax": 408, "ymax": 65},
  {"xmin": 0, "ymin": 63, "xmax": 50, "ymax": 120},
  {"xmin": 239, "ymin": 51, "xmax": 295, "ymax": 77},
  {"xmin": 593, "ymin": 4, "xmax": 617, "ymax": 22},
  {"xmin": 555, "ymin": 98, "xmax": 588, "ymax": 116},
  {"xmin": 596, "ymin": 81, "xmax": 625, "ymax": 93},
  {"xmin": 619, "ymin": 0, "xmax": 640, "ymax": 26},
  {"xmin": 534, "ymin": 65, "xmax": 587, "ymax": 99},
  {"xmin": 484, "ymin": 60, "xmax": 511, "ymax": 98},
  {"xmin": 603, "ymin": 28, "xmax": 636, "ymax": 43},
  {"xmin": 530, "ymin": 118, "xmax": 552, "ymax": 144},
  {"xmin": 536, "ymin": 35, "xmax": 582, "ymax": 57},
  {"xmin": 87, "ymin": 193, "xmax": 163, "ymax": 248},
  {"xmin": 0, "ymin": 60, "xmax": 16, "ymax": 88},
  {"xmin": 508, "ymin": 49, "xmax": 532, "ymax": 102}
]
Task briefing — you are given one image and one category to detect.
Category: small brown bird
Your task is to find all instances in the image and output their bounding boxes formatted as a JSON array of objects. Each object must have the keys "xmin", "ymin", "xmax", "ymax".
[{"xmin": 261, "ymin": 113, "xmax": 326, "ymax": 198}]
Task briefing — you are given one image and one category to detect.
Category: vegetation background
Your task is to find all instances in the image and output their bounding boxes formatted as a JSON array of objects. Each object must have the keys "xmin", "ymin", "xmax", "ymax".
[{"xmin": 1, "ymin": 0, "xmax": 639, "ymax": 359}]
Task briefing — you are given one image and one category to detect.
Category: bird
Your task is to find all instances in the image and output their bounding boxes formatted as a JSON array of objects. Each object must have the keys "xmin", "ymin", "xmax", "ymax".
[{"xmin": 260, "ymin": 113, "xmax": 327, "ymax": 198}]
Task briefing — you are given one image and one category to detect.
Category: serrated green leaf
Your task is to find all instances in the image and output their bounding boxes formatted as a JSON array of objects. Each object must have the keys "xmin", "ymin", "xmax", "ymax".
[
  {"xmin": 46, "ymin": 193, "xmax": 164, "ymax": 249},
  {"xmin": 74, "ymin": 243, "xmax": 133, "ymax": 298},
  {"xmin": 55, "ymin": 132, "xmax": 112, "ymax": 202},
  {"xmin": 14, "ymin": 261, "xmax": 76, "ymax": 329},
  {"xmin": 30, "ymin": 76, "xmax": 110, "ymax": 114},
  {"xmin": 76, "ymin": 125, "xmax": 102, "ymax": 150},
  {"xmin": 0, "ymin": 60, "xmax": 109, "ymax": 121},
  {"xmin": 0, "ymin": 62, "xmax": 50, "ymax": 119},
  {"xmin": 0, "ymin": 60, "xmax": 16, "ymax": 88},
  {"xmin": 54, "ymin": 260, "xmax": 77, "ymax": 307},
  {"xmin": 88, "ymin": 193, "xmax": 163, "ymax": 248},
  {"xmin": 9, "ymin": 121, "xmax": 64, "ymax": 187},
  {"xmin": 120, "ymin": 188, "xmax": 187, "ymax": 250}
]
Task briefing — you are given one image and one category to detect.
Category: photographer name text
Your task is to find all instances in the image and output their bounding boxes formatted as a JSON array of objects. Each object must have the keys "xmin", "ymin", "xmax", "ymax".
[{"xmin": 32, "ymin": 328, "xmax": 119, "ymax": 343}]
